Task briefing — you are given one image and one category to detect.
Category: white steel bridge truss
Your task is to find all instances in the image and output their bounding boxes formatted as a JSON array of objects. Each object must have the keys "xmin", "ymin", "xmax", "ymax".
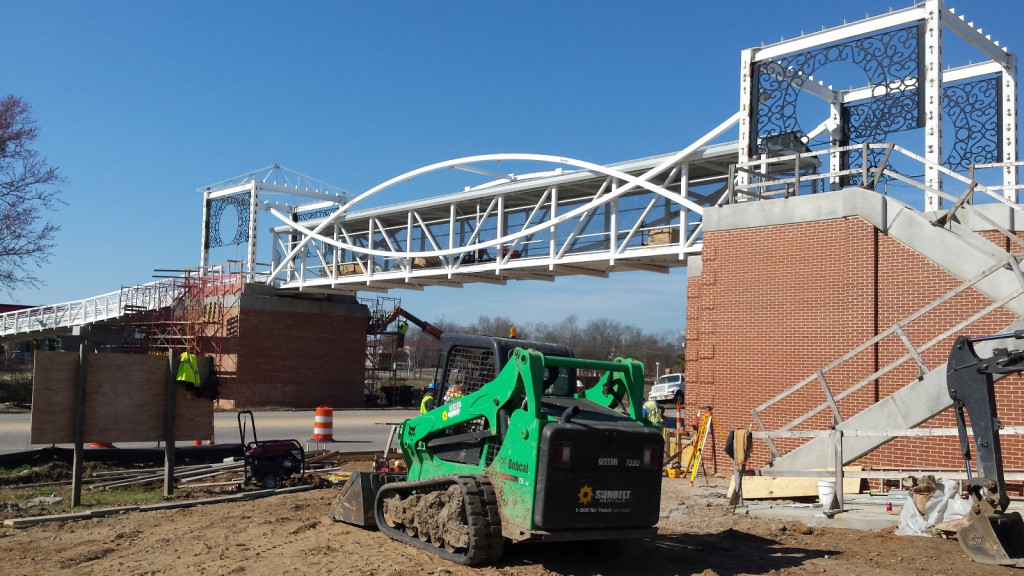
[{"xmin": 231, "ymin": 119, "xmax": 741, "ymax": 295}]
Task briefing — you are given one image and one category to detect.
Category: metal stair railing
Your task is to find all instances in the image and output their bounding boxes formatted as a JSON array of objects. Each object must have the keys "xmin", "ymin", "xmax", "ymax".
[
  {"xmin": 752, "ymin": 248, "xmax": 1024, "ymax": 461},
  {"xmin": 728, "ymin": 142, "xmax": 1024, "ymax": 219}
]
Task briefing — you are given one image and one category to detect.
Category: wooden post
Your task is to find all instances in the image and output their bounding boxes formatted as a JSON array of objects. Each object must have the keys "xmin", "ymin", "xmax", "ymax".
[
  {"xmin": 70, "ymin": 344, "xmax": 89, "ymax": 507},
  {"xmin": 675, "ymin": 396, "xmax": 682, "ymax": 448},
  {"xmin": 164, "ymin": 352, "xmax": 178, "ymax": 497}
]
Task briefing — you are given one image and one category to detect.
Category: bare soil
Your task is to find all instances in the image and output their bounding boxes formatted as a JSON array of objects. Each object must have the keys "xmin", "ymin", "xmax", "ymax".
[{"xmin": 0, "ymin": 465, "xmax": 1019, "ymax": 576}]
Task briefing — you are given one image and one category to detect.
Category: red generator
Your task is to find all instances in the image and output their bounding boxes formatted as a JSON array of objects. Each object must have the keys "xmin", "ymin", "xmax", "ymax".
[{"xmin": 237, "ymin": 411, "xmax": 305, "ymax": 489}]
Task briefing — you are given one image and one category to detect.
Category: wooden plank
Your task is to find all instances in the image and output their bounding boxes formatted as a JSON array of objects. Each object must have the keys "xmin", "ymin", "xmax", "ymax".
[
  {"xmin": 29, "ymin": 351, "xmax": 80, "ymax": 444},
  {"xmin": 727, "ymin": 468, "xmax": 862, "ymax": 500},
  {"xmin": 72, "ymin": 345, "xmax": 88, "ymax": 507},
  {"xmin": 164, "ymin": 352, "xmax": 177, "ymax": 498},
  {"xmin": 3, "ymin": 486, "xmax": 316, "ymax": 528}
]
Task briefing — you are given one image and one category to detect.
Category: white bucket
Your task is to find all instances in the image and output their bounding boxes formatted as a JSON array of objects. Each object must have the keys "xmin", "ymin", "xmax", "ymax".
[{"xmin": 817, "ymin": 480, "xmax": 836, "ymax": 504}]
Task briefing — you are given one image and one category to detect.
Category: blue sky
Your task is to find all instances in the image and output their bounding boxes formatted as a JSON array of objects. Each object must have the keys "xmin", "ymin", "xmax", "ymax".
[{"xmin": 2, "ymin": 1, "xmax": 1022, "ymax": 336}]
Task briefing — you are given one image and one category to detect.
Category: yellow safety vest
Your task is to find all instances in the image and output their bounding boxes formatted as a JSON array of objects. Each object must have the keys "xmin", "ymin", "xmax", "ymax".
[
  {"xmin": 176, "ymin": 352, "xmax": 200, "ymax": 386},
  {"xmin": 420, "ymin": 394, "xmax": 435, "ymax": 414}
]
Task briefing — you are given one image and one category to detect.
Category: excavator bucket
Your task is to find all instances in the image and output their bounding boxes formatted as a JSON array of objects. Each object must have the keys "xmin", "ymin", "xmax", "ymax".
[
  {"xmin": 958, "ymin": 512, "xmax": 1024, "ymax": 567},
  {"xmin": 329, "ymin": 471, "xmax": 404, "ymax": 527}
]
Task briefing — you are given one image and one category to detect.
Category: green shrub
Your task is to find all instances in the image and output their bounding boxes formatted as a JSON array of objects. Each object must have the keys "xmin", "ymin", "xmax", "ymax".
[{"xmin": 0, "ymin": 368, "xmax": 33, "ymax": 404}]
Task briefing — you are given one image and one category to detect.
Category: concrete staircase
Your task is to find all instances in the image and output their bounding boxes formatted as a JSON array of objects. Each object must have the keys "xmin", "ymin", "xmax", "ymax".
[{"xmin": 707, "ymin": 188, "xmax": 1024, "ymax": 472}]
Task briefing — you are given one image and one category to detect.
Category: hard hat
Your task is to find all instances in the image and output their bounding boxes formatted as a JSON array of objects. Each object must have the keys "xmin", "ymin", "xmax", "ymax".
[{"xmin": 427, "ymin": 382, "xmax": 436, "ymax": 390}]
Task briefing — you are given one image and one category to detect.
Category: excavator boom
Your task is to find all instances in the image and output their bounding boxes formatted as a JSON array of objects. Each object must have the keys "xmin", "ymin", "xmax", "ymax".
[{"xmin": 946, "ymin": 333, "xmax": 1024, "ymax": 566}]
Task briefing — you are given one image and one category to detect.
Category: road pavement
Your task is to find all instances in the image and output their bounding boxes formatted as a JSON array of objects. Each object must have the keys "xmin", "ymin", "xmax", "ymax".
[
  {"xmin": 0, "ymin": 408, "xmax": 422, "ymax": 456},
  {"xmin": 0, "ymin": 405, "xmax": 683, "ymax": 457}
]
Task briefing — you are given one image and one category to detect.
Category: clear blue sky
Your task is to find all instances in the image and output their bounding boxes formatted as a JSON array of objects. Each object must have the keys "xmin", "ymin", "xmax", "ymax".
[{"xmin": 2, "ymin": 1, "xmax": 1021, "ymax": 336}]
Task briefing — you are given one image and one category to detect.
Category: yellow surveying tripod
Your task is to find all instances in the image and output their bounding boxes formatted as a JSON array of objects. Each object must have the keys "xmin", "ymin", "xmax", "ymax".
[{"xmin": 684, "ymin": 406, "xmax": 727, "ymax": 485}]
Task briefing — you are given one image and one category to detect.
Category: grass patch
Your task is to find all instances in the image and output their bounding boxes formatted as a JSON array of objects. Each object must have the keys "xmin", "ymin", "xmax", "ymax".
[
  {"xmin": 0, "ymin": 461, "xmax": 186, "ymax": 516},
  {"xmin": 1, "ymin": 483, "xmax": 167, "ymax": 509},
  {"xmin": 0, "ymin": 464, "xmax": 32, "ymax": 476}
]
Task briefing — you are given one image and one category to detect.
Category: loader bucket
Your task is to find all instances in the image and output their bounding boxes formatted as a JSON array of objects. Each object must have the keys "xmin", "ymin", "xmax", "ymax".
[
  {"xmin": 329, "ymin": 471, "xmax": 404, "ymax": 527},
  {"xmin": 958, "ymin": 511, "xmax": 1024, "ymax": 567}
]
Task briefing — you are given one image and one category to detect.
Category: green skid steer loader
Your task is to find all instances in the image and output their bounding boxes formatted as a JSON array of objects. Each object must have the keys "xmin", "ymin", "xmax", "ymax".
[{"xmin": 331, "ymin": 333, "xmax": 665, "ymax": 565}]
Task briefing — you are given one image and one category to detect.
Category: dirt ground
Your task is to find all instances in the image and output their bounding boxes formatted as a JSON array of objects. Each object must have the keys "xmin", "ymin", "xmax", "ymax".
[{"xmin": 0, "ymin": 465, "xmax": 1020, "ymax": 576}]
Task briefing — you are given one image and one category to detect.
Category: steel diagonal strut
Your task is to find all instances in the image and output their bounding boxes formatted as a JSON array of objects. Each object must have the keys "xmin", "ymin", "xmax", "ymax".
[{"xmin": 267, "ymin": 152, "xmax": 709, "ymax": 280}]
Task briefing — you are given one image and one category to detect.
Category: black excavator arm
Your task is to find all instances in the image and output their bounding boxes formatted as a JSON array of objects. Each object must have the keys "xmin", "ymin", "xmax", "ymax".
[{"xmin": 945, "ymin": 331, "xmax": 1024, "ymax": 565}]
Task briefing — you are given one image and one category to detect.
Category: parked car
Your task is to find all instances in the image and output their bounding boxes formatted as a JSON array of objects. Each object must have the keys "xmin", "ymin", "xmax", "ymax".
[{"xmin": 648, "ymin": 373, "xmax": 684, "ymax": 404}]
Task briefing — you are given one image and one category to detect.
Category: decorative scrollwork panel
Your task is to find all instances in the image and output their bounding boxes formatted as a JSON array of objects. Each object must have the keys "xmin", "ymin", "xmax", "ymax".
[
  {"xmin": 754, "ymin": 25, "xmax": 921, "ymax": 155},
  {"xmin": 206, "ymin": 193, "xmax": 251, "ymax": 248},
  {"xmin": 942, "ymin": 76, "xmax": 1001, "ymax": 172}
]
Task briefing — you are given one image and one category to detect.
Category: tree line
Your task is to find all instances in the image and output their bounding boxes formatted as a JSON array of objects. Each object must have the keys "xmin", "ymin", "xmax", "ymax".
[{"xmin": 403, "ymin": 314, "xmax": 684, "ymax": 379}]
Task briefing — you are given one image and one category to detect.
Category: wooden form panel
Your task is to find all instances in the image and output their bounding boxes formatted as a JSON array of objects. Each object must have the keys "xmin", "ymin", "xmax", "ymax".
[
  {"xmin": 30, "ymin": 351, "xmax": 80, "ymax": 445},
  {"xmin": 30, "ymin": 351, "xmax": 212, "ymax": 444}
]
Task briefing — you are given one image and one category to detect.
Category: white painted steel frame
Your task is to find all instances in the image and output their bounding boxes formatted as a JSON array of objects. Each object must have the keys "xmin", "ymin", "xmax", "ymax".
[
  {"xmin": 267, "ymin": 154, "xmax": 709, "ymax": 294},
  {"xmin": 259, "ymin": 112, "xmax": 742, "ymax": 295},
  {"xmin": 0, "ymin": 280, "xmax": 178, "ymax": 337},
  {"xmin": 743, "ymin": 0, "xmax": 1018, "ymax": 208}
]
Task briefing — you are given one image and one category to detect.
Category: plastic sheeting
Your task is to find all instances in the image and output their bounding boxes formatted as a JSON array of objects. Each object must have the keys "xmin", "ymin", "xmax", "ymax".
[{"xmin": 895, "ymin": 477, "xmax": 972, "ymax": 537}]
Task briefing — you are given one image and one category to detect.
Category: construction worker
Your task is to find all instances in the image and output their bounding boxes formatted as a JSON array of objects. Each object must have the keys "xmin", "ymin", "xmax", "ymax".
[
  {"xmin": 642, "ymin": 397, "xmax": 665, "ymax": 428},
  {"xmin": 397, "ymin": 320, "xmax": 410, "ymax": 347},
  {"xmin": 443, "ymin": 383, "xmax": 464, "ymax": 404},
  {"xmin": 420, "ymin": 381, "xmax": 437, "ymax": 413}
]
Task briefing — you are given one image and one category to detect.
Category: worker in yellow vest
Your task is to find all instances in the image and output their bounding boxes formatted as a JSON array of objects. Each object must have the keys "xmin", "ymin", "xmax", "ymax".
[
  {"xmin": 420, "ymin": 381, "xmax": 437, "ymax": 413},
  {"xmin": 397, "ymin": 320, "xmax": 410, "ymax": 348}
]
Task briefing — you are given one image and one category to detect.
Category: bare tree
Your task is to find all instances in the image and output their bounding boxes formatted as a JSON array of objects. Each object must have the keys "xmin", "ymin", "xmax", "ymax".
[{"xmin": 0, "ymin": 95, "xmax": 64, "ymax": 292}]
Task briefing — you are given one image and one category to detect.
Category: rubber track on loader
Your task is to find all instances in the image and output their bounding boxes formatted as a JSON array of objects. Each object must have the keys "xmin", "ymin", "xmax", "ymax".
[{"xmin": 374, "ymin": 474, "xmax": 504, "ymax": 565}]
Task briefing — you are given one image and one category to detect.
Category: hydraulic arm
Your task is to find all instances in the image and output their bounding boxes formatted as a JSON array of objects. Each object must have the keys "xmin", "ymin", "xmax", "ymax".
[{"xmin": 946, "ymin": 332, "xmax": 1024, "ymax": 566}]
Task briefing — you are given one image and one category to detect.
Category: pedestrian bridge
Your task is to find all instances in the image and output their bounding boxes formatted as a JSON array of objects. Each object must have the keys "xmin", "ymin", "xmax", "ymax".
[
  {"xmin": 211, "ymin": 119, "xmax": 744, "ymax": 295},
  {"xmin": 1, "ymin": 0, "xmax": 1017, "ymax": 338}
]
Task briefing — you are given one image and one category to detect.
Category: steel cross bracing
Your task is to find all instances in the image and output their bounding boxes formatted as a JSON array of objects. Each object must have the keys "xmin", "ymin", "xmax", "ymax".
[{"xmin": 264, "ymin": 135, "xmax": 741, "ymax": 295}]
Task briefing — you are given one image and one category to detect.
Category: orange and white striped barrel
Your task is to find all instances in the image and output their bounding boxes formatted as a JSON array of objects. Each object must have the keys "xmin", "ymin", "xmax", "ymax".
[{"xmin": 313, "ymin": 406, "xmax": 334, "ymax": 441}]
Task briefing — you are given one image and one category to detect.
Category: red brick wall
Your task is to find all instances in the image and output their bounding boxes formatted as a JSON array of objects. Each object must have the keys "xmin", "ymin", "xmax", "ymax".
[
  {"xmin": 210, "ymin": 296, "xmax": 367, "ymax": 409},
  {"xmin": 687, "ymin": 216, "xmax": 1024, "ymax": 472}
]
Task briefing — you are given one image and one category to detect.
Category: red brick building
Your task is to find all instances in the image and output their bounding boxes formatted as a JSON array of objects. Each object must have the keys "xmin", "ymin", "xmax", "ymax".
[{"xmin": 686, "ymin": 188, "xmax": 1024, "ymax": 474}]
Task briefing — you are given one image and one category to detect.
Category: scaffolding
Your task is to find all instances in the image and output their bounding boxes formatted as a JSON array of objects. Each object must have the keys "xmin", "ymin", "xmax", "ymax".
[
  {"xmin": 362, "ymin": 295, "xmax": 412, "ymax": 406},
  {"xmin": 118, "ymin": 263, "xmax": 243, "ymax": 357}
]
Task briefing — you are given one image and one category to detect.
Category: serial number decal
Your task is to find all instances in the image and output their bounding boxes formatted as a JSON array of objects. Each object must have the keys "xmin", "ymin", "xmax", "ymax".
[
  {"xmin": 597, "ymin": 457, "xmax": 619, "ymax": 466},
  {"xmin": 447, "ymin": 400, "xmax": 462, "ymax": 418}
]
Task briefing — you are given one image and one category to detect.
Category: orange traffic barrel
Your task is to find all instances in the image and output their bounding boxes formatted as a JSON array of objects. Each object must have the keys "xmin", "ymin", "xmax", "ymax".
[
  {"xmin": 194, "ymin": 425, "xmax": 215, "ymax": 446},
  {"xmin": 313, "ymin": 406, "xmax": 334, "ymax": 440}
]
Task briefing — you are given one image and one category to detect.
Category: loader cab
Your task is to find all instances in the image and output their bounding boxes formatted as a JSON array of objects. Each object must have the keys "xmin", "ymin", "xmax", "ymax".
[{"xmin": 437, "ymin": 333, "xmax": 576, "ymax": 399}]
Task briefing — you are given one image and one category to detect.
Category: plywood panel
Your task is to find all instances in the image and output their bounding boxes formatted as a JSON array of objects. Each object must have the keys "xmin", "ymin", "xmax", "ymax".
[
  {"xmin": 175, "ymin": 355, "xmax": 214, "ymax": 442},
  {"xmin": 30, "ymin": 351, "xmax": 81, "ymax": 445},
  {"xmin": 30, "ymin": 352, "xmax": 213, "ymax": 444},
  {"xmin": 84, "ymin": 354, "xmax": 166, "ymax": 443}
]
